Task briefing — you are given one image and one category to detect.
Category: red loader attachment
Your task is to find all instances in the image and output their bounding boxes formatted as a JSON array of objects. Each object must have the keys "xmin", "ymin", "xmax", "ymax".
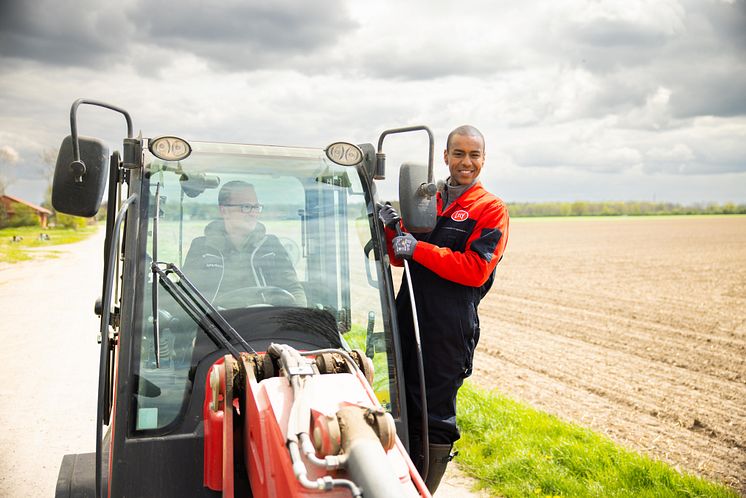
[{"xmin": 204, "ymin": 345, "xmax": 430, "ymax": 497}]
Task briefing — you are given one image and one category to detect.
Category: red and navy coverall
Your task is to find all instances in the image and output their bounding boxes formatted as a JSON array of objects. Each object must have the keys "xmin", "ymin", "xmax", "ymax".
[{"xmin": 386, "ymin": 181, "xmax": 509, "ymax": 446}]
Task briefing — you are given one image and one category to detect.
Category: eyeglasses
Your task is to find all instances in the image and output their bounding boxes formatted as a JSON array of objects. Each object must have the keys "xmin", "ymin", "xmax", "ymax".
[{"xmin": 223, "ymin": 203, "xmax": 264, "ymax": 213}]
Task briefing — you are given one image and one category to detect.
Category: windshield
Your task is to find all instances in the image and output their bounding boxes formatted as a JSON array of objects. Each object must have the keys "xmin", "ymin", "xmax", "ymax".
[{"xmin": 133, "ymin": 141, "xmax": 396, "ymax": 432}]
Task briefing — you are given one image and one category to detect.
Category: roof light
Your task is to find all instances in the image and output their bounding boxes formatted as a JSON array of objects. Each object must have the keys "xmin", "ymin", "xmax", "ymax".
[
  {"xmin": 325, "ymin": 142, "xmax": 363, "ymax": 166},
  {"xmin": 149, "ymin": 136, "xmax": 192, "ymax": 161}
]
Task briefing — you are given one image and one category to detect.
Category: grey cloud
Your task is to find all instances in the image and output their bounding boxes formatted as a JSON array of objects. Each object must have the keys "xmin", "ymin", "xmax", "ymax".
[
  {"xmin": 537, "ymin": 0, "xmax": 745, "ymax": 121},
  {"xmin": 586, "ymin": 76, "xmax": 652, "ymax": 117},
  {"xmin": 358, "ymin": 44, "xmax": 516, "ymax": 81},
  {"xmin": 127, "ymin": 0, "xmax": 356, "ymax": 71},
  {"xmin": 570, "ymin": 18, "xmax": 672, "ymax": 49},
  {"xmin": 510, "ymin": 142, "xmax": 642, "ymax": 173},
  {"xmin": 669, "ymin": 67, "xmax": 746, "ymax": 118},
  {"xmin": 641, "ymin": 159, "xmax": 744, "ymax": 175},
  {"xmin": 680, "ymin": 133, "xmax": 746, "ymax": 174},
  {"xmin": 0, "ymin": 0, "xmax": 131, "ymax": 66},
  {"xmin": 695, "ymin": 0, "xmax": 746, "ymax": 50},
  {"xmin": 658, "ymin": 1, "xmax": 746, "ymax": 118},
  {"xmin": 544, "ymin": 4, "xmax": 685, "ymax": 73},
  {"xmin": 0, "ymin": 0, "xmax": 356, "ymax": 72},
  {"xmin": 510, "ymin": 125, "xmax": 746, "ymax": 177}
]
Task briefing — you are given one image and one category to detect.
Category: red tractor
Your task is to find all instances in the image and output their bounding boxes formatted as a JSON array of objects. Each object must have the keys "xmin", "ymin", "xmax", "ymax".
[{"xmin": 53, "ymin": 100, "xmax": 439, "ymax": 497}]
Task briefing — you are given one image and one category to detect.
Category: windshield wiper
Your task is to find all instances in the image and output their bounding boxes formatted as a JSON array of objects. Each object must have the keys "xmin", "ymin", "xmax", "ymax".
[
  {"xmin": 152, "ymin": 183, "xmax": 162, "ymax": 367},
  {"xmin": 151, "ymin": 261, "xmax": 257, "ymax": 361}
]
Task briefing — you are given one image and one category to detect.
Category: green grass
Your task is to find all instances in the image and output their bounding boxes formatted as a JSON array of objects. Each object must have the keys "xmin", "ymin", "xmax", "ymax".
[
  {"xmin": 456, "ymin": 383, "xmax": 738, "ymax": 498},
  {"xmin": 342, "ymin": 323, "xmax": 393, "ymax": 409},
  {"xmin": 0, "ymin": 224, "xmax": 99, "ymax": 263}
]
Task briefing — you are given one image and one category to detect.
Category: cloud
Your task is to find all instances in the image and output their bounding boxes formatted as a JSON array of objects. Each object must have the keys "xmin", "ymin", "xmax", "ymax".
[
  {"xmin": 0, "ymin": 0, "xmax": 744, "ymax": 204},
  {"xmin": 0, "ymin": 0, "xmax": 131, "ymax": 66},
  {"xmin": 640, "ymin": 120, "xmax": 746, "ymax": 174},
  {"xmin": 127, "ymin": 0, "xmax": 357, "ymax": 72},
  {"xmin": 0, "ymin": 145, "xmax": 20, "ymax": 164},
  {"xmin": 669, "ymin": 65, "xmax": 746, "ymax": 118},
  {"xmin": 536, "ymin": 0, "xmax": 746, "ymax": 122},
  {"xmin": 507, "ymin": 115, "xmax": 746, "ymax": 177},
  {"xmin": 0, "ymin": 0, "xmax": 356, "ymax": 72},
  {"xmin": 510, "ymin": 136, "xmax": 643, "ymax": 173},
  {"xmin": 614, "ymin": 87, "xmax": 674, "ymax": 130},
  {"xmin": 541, "ymin": 0, "xmax": 686, "ymax": 73},
  {"xmin": 353, "ymin": 42, "xmax": 515, "ymax": 81}
]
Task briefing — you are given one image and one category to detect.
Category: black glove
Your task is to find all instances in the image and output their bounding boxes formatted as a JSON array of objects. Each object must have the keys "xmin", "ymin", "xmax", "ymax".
[
  {"xmin": 393, "ymin": 233, "xmax": 418, "ymax": 259},
  {"xmin": 378, "ymin": 203, "xmax": 401, "ymax": 227}
]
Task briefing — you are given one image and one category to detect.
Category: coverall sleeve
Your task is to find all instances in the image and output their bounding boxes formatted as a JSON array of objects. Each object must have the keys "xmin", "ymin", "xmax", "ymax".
[
  {"xmin": 383, "ymin": 223, "xmax": 405, "ymax": 267},
  {"xmin": 412, "ymin": 201, "xmax": 509, "ymax": 287}
]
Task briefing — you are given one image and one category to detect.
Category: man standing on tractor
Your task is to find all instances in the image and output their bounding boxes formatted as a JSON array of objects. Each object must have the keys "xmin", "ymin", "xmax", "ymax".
[{"xmin": 379, "ymin": 125, "xmax": 509, "ymax": 493}]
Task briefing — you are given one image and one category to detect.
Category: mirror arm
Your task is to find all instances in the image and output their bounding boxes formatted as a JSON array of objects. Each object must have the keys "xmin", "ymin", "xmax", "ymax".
[
  {"xmin": 375, "ymin": 125, "xmax": 434, "ymax": 184},
  {"xmin": 416, "ymin": 182, "xmax": 438, "ymax": 198},
  {"xmin": 69, "ymin": 99, "xmax": 134, "ymax": 181}
]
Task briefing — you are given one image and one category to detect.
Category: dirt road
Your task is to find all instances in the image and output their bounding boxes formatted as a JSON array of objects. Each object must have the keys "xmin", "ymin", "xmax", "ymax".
[
  {"xmin": 472, "ymin": 216, "xmax": 746, "ymax": 495},
  {"xmin": 0, "ymin": 228, "xmax": 485, "ymax": 497},
  {"xmin": 0, "ymin": 228, "xmax": 104, "ymax": 497}
]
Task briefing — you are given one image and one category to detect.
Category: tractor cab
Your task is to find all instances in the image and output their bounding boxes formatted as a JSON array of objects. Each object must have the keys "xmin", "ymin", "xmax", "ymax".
[
  {"xmin": 138, "ymin": 140, "xmax": 399, "ymax": 429},
  {"xmin": 53, "ymin": 100, "xmax": 437, "ymax": 497}
]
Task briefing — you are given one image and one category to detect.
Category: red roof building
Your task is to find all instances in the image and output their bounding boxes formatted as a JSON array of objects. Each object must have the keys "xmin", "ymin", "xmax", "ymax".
[{"xmin": 1, "ymin": 194, "xmax": 53, "ymax": 228}]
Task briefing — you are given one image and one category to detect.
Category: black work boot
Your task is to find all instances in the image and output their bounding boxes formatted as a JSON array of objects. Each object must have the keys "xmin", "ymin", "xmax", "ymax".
[{"xmin": 424, "ymin": 443, "xmax": 456, "ymax": 494}]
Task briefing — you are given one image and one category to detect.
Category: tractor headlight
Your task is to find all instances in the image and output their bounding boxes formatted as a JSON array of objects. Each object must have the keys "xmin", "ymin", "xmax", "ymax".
[
  {"xmin": 325, "ymin": 142, "xmax": 363, "ymax": 166},
  {"xmin": 149, "ymin": 136, "xmax": 192, "ymax": 161}
]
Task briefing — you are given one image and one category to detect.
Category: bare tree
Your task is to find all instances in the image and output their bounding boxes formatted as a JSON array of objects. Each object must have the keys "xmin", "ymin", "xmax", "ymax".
[
  {"xmin": 38, "ymin": 148, "xmax": 57, "ymax": 185},
  {"xmin": 0, "ymin": 145, "xmax": 20, "ymax": 196},
  {"xmin": 38, "ymin": 147, "xmax": 58, "ymax": 207}
]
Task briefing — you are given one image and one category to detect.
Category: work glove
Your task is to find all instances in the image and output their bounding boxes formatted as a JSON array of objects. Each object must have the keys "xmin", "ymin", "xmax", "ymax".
[
  {"xmin": 377, "ymin": 203, "xmax": 401, "ymax": 228},
  {"xmin": 393, "ymin": 233, "xmax": 418, "ymax": 259}
]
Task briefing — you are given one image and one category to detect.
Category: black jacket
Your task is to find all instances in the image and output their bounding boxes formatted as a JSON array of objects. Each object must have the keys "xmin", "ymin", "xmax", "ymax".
[{"xmin": 183, "ymin": 220, "xmax": 306, "ymax": 307}]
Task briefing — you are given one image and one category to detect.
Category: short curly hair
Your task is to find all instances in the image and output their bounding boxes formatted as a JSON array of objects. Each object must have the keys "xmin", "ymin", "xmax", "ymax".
[
  {"xmin": 218, "ymin": 180, "xmax": 255, "ymax": 206},
  {"xmin": 446, "ymin": 125, "xmax": 485, "ymax": 153}
]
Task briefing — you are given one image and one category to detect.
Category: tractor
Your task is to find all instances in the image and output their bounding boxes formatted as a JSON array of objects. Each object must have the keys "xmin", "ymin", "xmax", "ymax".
[{"xmin": 52, "ymin": 99, "xmax": 440, "ymax": 497}]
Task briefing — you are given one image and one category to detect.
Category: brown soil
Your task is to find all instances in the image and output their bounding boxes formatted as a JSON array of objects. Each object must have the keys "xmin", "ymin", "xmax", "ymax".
[{"xmin": 470, "ymin": 216, "xmax": 746, "ymax": 495}]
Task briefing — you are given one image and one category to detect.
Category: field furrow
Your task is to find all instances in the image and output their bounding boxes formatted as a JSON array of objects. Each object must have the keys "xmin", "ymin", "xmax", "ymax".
[
  {"xmin": 485, "ymin": 297, "xmax": 746, "ymax": 382},
  {"xmin": 468, "ymin": 216, "xmax": 746, "ymax": 494}
]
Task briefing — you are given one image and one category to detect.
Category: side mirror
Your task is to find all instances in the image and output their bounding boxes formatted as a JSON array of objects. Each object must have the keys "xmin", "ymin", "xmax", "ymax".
[
  {"xmin": 52, "ymin": 135, "xmax": 109, "ymax": 217},
  {"xmin": 180, "ymin": 172, "xmax": 220, "ymax": 198},
  {"xmin": 399, "ymin": 162, "xmax": 436, "ymax": 233}
]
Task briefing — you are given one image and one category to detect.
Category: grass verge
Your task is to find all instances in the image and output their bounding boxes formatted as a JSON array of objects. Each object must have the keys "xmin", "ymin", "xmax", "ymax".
[
  {"xmin": 0, "ymin": 224, "xmax": 99, "ymax": 264},
  {"xmin": 456, "ymin": 382, "xmax": 738, "ymax": 498}
]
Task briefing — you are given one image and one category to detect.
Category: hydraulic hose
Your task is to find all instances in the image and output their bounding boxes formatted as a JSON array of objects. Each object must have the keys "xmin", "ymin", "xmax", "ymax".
[
  {"xmin": 393, "ymin": 222, "xmax": 430, "ymax": 481},
  {"xmin": 374, "ymin": 125, "xmax": 435, "ymax": 480},
  {"xmin": 288, "ymin": 440, "xmax": 361, "ymax": 497},
  {"xmin": 269, "ymin": 344, "xmax": 363, "ymax": 497}
]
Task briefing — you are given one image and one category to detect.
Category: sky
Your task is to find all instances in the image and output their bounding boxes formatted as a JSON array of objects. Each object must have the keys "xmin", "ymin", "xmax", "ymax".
[{"xmin": 0, "ymin": 0, "xmax": 744, "ymax": 205}]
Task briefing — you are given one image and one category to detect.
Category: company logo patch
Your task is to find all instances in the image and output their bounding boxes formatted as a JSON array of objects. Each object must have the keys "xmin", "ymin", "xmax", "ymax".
[{"xmin": 451, "ymin": 210, "xmax": 469, "ymax": 222}]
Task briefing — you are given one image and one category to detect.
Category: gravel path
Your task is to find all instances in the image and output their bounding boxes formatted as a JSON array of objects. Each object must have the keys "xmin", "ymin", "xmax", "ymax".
[{"xmin": 0, "ymin": 228, "xmax": 104, "ymax": 497}]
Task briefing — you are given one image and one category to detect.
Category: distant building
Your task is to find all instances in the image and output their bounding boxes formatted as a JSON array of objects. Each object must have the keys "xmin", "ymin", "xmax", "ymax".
[{"xmin": 0, "ymin": 194, "xmax": 53, "ymax": 228}]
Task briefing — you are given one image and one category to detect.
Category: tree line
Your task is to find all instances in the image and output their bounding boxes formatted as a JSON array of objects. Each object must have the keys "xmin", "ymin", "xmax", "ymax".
[{"xmin": 507, "ymin": 200, "xmax": 746, "ymax": 217}]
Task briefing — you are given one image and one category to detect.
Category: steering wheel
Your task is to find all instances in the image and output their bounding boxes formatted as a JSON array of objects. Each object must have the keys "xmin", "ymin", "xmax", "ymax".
[{"xmin": 218, "ymin": 286, "xmax": 297, "ymax": 308}]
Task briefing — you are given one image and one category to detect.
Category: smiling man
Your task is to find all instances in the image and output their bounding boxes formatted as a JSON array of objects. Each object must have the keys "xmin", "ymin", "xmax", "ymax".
[{"xmin": 379, "ymin": 125, "xmax": 509, "ymax": 493}]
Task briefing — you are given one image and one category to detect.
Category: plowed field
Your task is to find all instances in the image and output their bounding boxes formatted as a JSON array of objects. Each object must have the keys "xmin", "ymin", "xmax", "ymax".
[{"xmin": 470, "ymin": 216, "xmax": 746, "ymax": 494}]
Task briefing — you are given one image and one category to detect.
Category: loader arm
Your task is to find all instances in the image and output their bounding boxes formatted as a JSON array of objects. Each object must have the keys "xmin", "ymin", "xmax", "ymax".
[{"xmin": 204, "ymin": 346, "xmax": 430, "ymax": 497}]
